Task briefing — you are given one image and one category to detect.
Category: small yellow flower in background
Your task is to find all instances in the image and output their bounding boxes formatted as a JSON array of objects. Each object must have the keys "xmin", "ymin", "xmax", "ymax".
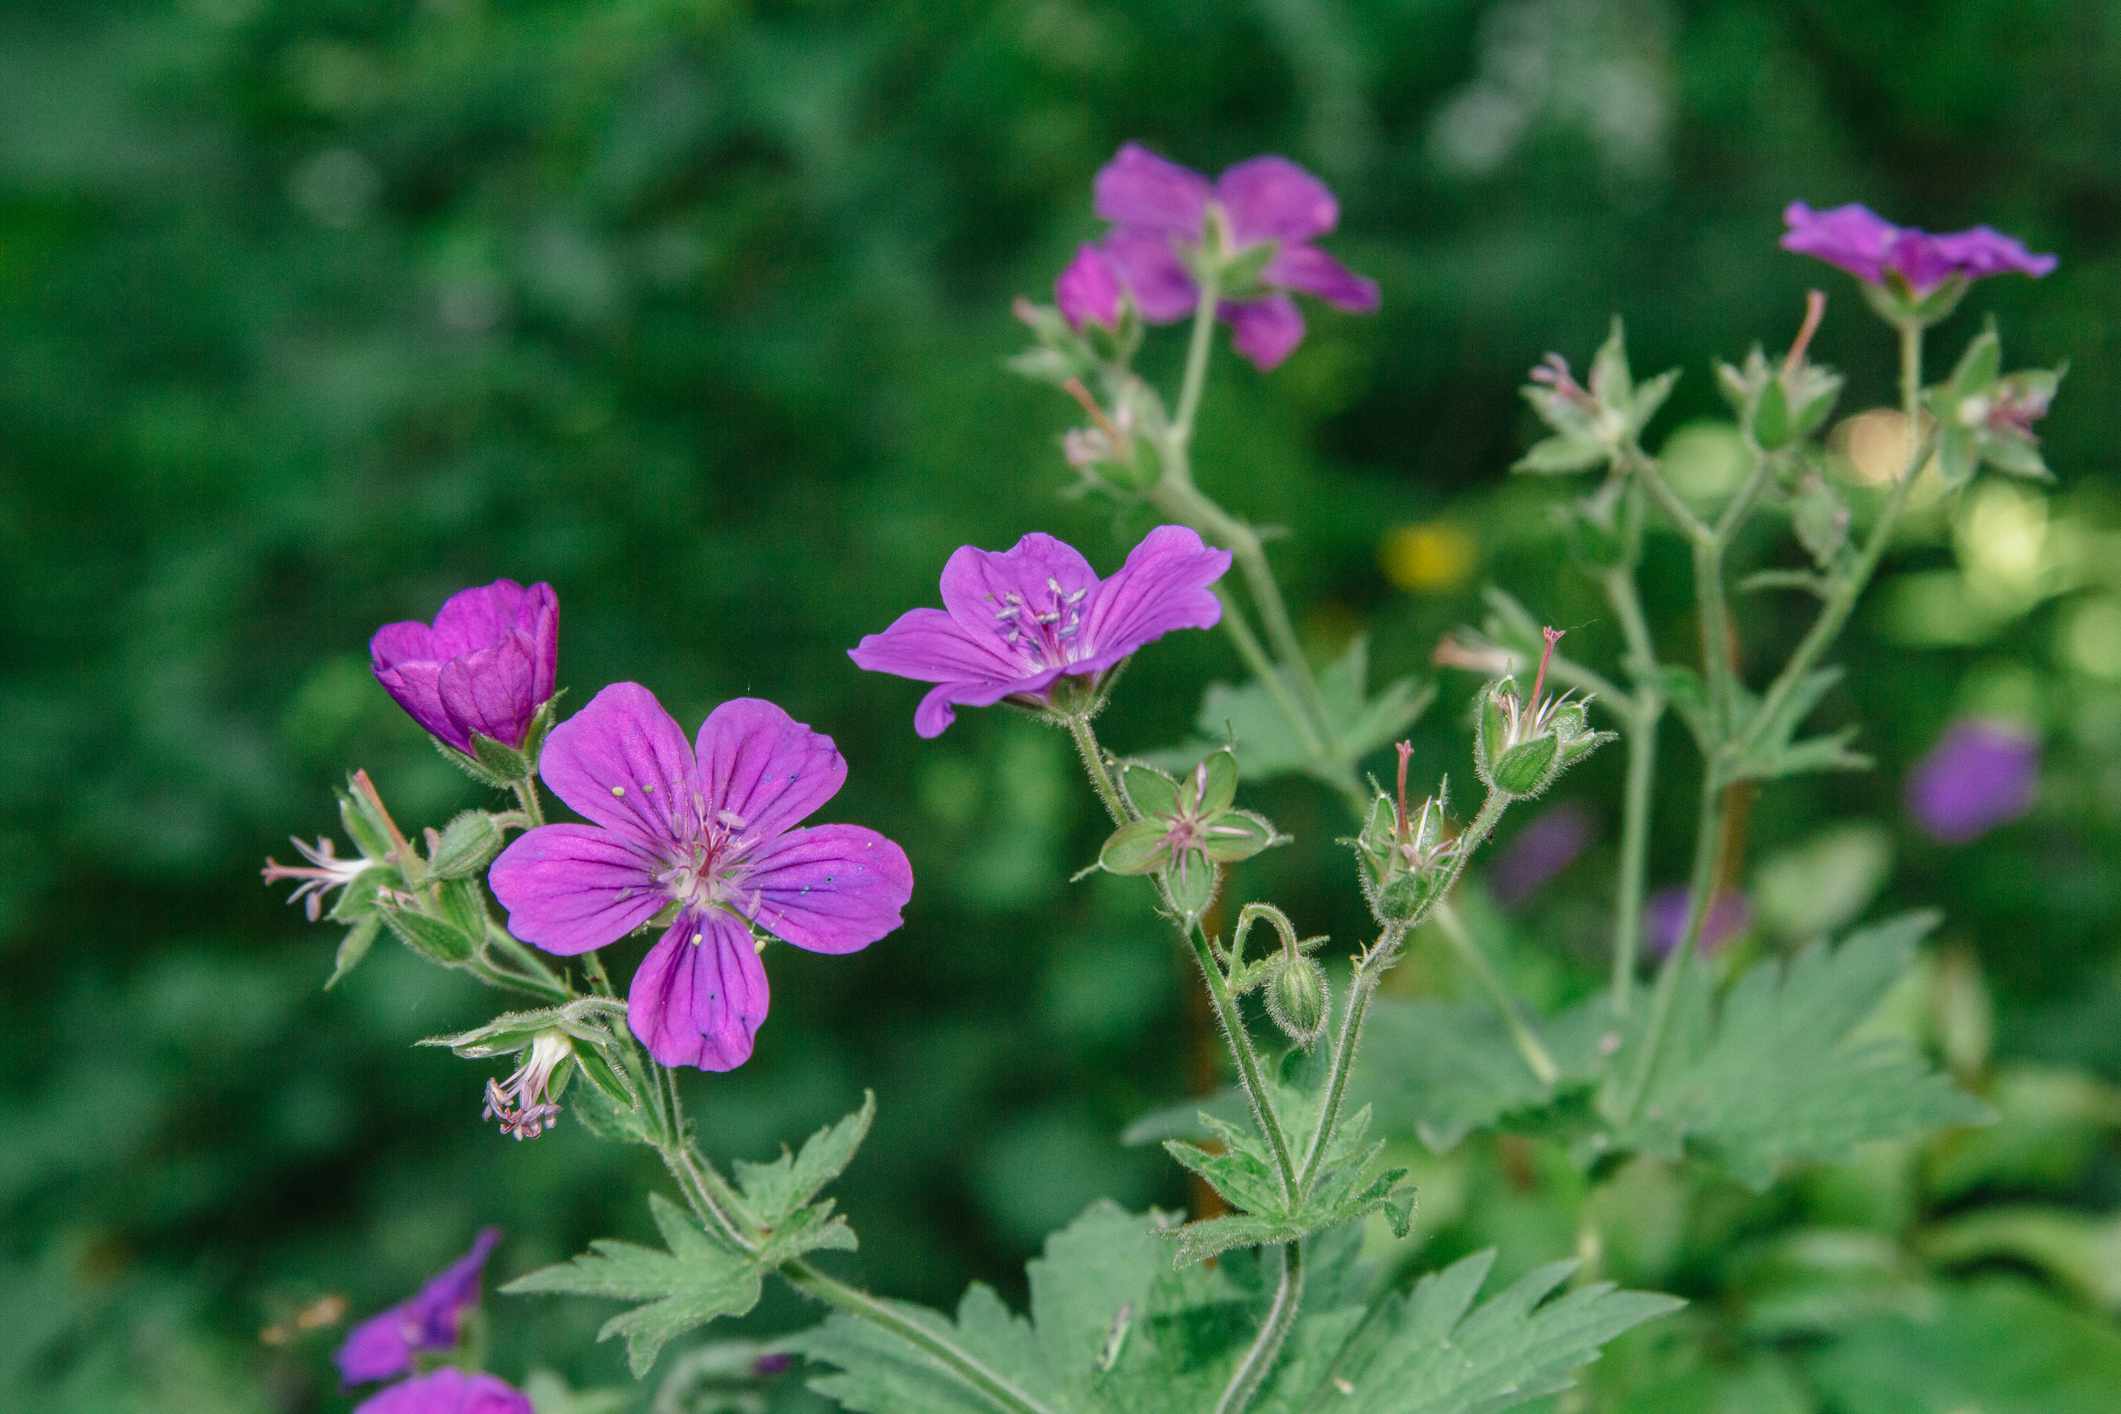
[{"xmin": 1381, "ymin": 521, "xmax": 1478, "ymax": 593}]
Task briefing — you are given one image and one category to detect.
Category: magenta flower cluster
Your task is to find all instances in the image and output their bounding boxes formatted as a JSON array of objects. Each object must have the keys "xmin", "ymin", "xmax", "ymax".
[
  {"xmin": 1056, "ymin": 143, "xmax": 1379, "ymax": 369},
  {"xmin": 849, "ymin": 525, "xmax": 1232, "ymax": 737},
  {"xmin": 1782, "ymin": 203, "xmax": 2056, "ymax": 294}
]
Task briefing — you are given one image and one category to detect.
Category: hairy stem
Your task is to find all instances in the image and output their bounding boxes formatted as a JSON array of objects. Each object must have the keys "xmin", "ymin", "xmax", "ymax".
[
  {"xmin": 1187, "ymin": 919, "xmax": 1299, "ymax": 1198},
  {"xmin": 1298, "ymin": 793, "xmax": 1509, "ymax": 1190},
  {"xmin": 1216, "ymin": 1241, "xmax": 1305, "ymax": 1414}
]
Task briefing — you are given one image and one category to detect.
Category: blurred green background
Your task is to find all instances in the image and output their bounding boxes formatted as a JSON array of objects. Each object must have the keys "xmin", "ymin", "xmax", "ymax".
[{"xmin": 5, "ymin": 1, "xmax": 2119, "ymax": 1410}]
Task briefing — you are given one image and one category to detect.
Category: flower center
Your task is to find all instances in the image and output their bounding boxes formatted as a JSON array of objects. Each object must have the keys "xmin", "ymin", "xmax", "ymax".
[
  {"xmin": 989, "ymin": 576, "xmax": 1091, "ymax": 671},
  {"xmin": 656, "ymin": 809, "xmax": 758, "ymax": 912}
]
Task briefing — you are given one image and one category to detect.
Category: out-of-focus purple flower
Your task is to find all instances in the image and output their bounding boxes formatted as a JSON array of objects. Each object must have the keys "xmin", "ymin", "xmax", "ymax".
[
  {"xmin": 1781, "ymin": 203, "xmax": 2056, "ymax": 293},
  {"xmin": 1055, "ymin": 243, "xmax": 1125, "ymax": 331},
  {"xmin": 336, "ymin": 1229, "xmax": 502, "ymax": 1386},
  {"xmin": 489, "ymin": 687, "xmax": 912, "ymax": 1070},
  {"xmin": 754, "ymin": 1352, "xmax": 796, "ymax": 1377},
  {"xmin": 1490, "ymin": 804, "xmax": 1596, "ymax": 909},
  {"xmin": 353, "ymin": 1369, "xmax": 532, "ymax": 1414},
  {"xmin": 1907, "ymin": 719, "xmax": 2039, "ymax": 844},
  {"xmin": 372, "ymin": 580, "xmax": 559, "ymax": 754},
  {"xmin": 848, "ymin": 525, "xmax": 1231, "ymax": 737},
  {"xmin": 1067, "ymin": 143, "xmax": 1378, "ymax": 370},
  {"xmin": 1645, "ymin": 888, "xmax": 1750, "ymax": 959}
]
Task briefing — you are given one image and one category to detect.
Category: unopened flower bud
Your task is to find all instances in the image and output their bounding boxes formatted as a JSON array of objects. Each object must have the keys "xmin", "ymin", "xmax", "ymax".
[{"xmin": 1265, "ymin": 954, "xmax": 1329, "ymax": 1049}]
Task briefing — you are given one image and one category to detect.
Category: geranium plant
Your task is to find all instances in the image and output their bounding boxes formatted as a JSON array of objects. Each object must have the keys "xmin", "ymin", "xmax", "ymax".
[{"xmin": 269, "ymin": 150, "xmax": 2063, "ymax": 1411}]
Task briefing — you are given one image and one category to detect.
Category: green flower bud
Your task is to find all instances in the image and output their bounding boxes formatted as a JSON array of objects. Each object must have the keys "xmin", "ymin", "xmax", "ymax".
[{"xmin": 1265, "ymin": 955, "xmax": 1329, "ymax": 1050}]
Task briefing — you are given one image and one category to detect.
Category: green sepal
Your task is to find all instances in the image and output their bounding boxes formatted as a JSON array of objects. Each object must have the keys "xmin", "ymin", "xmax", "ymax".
[
  {"xmin": 1120, "ymin": 763, "xmax": 1180, "ymax": 820},
  {"xmin": 1982, "ymin": 429, "xmax": 2054, "ymax": 481},
  {"xmin": 1099, "ymin": 817, "xmax": 1170, "ymax": 875},
  {"xmin": 337, "ymin": 783, "xmax": 396, "ymax": 863},
  {"xmin": 326, "ymin": 864, "xmax": 392, "ymax": 924},
  {"xmin": 469, "ymin": 731, "xmax": 535, "ymax": 786},
  {"xmin": 1201, "ymin": 810, "xmax": 1279, "ymax": 863},
  {"xmin": 1514, "ymin": 434, "xmax": 1607, "ymax": 475},
  {"xmin": 378, "ymin": 901, "xmax": 477, "ymax": 965},
  {"xmin": 1949, "ymin": 323, "xmax": 2002, "ymax": 397},
  {"xmin": 1191, "ymin": 747, "xmax": 1239, "ymax": 817},
  {"xmin": 1751, "ymin": 375, "xmax": 1793, "ymax": 449},
  {"xmin": 1164, "ymin": 849, "xmax": 1218, "ymax": 919},
  {"xmin": 428, "ymin": 810, "xmax": 505, "ymax": 880},
  {"xmin": 325, "ymin": 915, "xmax": 381, "ymax": 990},
  {"xmin": 1589, "ymin": 316, "xmax": 1633, "ymax": 406},
  {"xmin": 1216, "ymin": 238, "xmax": 1279, "ymax": 300},
  {"xmin": 1376, "ymin": 868, "xmax": 1445, "ymax": 924},
  {"xmin": 1493, "ymin": 733, "xmax": 1560, "ymax": 797}
]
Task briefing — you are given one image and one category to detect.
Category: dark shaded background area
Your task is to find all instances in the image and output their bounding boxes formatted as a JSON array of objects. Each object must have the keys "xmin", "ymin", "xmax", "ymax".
[{"xmin": 4, "ymin": 1, "xmax": 2118, "ymax": 1409}]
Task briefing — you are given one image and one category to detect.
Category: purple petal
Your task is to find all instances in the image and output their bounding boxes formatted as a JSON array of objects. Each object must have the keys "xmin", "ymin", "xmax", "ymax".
[
  {"xmin": 744, "ymin": 823, "xmax": 913, "ymax": 955},
  {"xmin": 849, "ymin": 607, "xmax": 1026, "ymax": 685},
  {"xmin": 913, "ymin": 668, "xmax": 1066, "ymax": 738},
  {"xmin": 336, "ymin": 1229, "xmax": 502, "ymax": 1387},
  {"xmin": 628, "ymin": 911, "xmax": 769, "ymax": 1071},
  {"xmin": 1264, "ymin": 244, "xmax": 1379, "ymax": 312},
  {"xmin": 1093, "ymin": 142, "xmax": 1211, "ymax": 234},
  {"xmin": 938, "ymin": 532, "xmax": 1100, "ymax": 640},
  {"xmin": 1220, "ymin": 294, "xmax": 1306, "ymax": 370},
  {"xmin": 438, "ymin": 633, "xmax": 539, "ymax": 749},
  {"xmin": 1907, "ymin": 719, "xmax": 2039, "ymax": 844},
  {"xmin": 1074, "ymin": 525, "xmax": 1230, "ymax": 672},
  {"xmin": 1781, "ymin": 201, "xmax": 1902, "ymax": 285},
  {"xmin": 536, "ymin": 682, "xmax": 697, "ymax": 847},
  {"xmin": 1101, "ymin": 228, "xmax": 1200, "ymax": 322},
  {"xmin": 695, "ymin": 697, "xmax": 845, "ymax": 842},
  {"xmin": 372, "ymin": 656, "xmax": 464, "ymax": 752},
  {"xmin": 1927, "ymin": 224, "xmax": 2058, "ymax": 282},
  {"xmin": 1215, "ymin": 155, "xmax": 1339, "ymax": 246},
  {"xmin": 429, "ymin": 579, "xmax": 543, "ymax": 658},
  {"xmin": 488, "ymin": 824, "xmax": 665, "ymax": 956},
  {"xmin": 354, "ymin": 1369, "xmax": 533, "ymax": 1414},
  {"xmin": 1056, "ymin": 243, "xmax": 1124, "ymax": 331}
]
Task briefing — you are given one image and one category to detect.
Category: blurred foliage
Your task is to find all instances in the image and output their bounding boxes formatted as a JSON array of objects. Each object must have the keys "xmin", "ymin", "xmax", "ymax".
[{"xmin": 2, "ymin": 0, "xmax": 2119, "ymax": 1409}]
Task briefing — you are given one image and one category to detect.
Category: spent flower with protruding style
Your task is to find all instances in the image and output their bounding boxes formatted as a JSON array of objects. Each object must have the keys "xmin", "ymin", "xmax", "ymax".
[
  {"xmin": 849, "ymin": 525, "xmax": 1231, "ymax": 737},
  {"xmin": 372, "ymin": 579, "xmax": 559, "ymax": 758},
  {"xmin": 1927, "ymin": 324, "xmax": 2066, "ymax": 485},
  {"xmin": 261, "ymin": 834, "xmax": 376, "ymax": 922},
  {"xmin": 1474, "ymin": 628, "xmax": 1611, "ymax": 798},
  {"xmin": 354, "ymin": 1369, "xmax": 532, "ymax": 1414},
  {"xmin": 482, "ymin": 1030, "xmax": 573, "ymax": 1141},
  {"xmin": 1907, "ymin": 719, "xmax": 2039, "ymax": 844},
  {"xmin": 337, "ymin": 1229, "xmax": 503, "ymax": 1386},
  {"xmin": 1061, "ymin": 143, "xmax": 1379, "ymax": 369},
  {"xmin": 1355, "ymin": 741, "xmax": 1460, "ymax": 925},
  {"xmin": 488, "ymin": 686, "xmax": 912, "ymax": 1071}
]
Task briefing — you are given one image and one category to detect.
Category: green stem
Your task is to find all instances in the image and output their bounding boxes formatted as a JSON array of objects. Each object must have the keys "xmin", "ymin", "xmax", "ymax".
[
  {"xmin": 510, "ymin": 777, "xmax": 546, "ymax": 827},
  {"xmin": 1728, "ymin": 322, "xmax": 1926, "ymax": 766},
  {"xmin": 1609, "ymin": 703, "xmax": 1659, "ymax": 1012},
  {"xmin": 1620, "ymin": 766, "xmax": 1724, "ymax": 1121},
  {"xmin": 1187, "ymin": 918, "xmax": 1299, "ymax": 1198},
  {"xmin": 1216, "ymin": 1241, "xmax": 1304, "ymax": 1414},
  {"xmin": 1172, "ymin": 268, "xmax": 1222, "ymax": 441},
  {"xmin": 1065, "ymin": 713, "xmax": 1132, "ymax": 825},
  {"xmin": 1297, "ymin": 793, "xmax": 1509, "ymax": 1191},
  {"xmin": 1434, "ymin": 902, "xmax": 1559, "ymax": 1085}
]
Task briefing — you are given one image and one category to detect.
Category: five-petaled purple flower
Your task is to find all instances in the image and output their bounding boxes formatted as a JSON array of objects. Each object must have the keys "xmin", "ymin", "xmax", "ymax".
[
  {"xmin": 489, "ymin": 685, "xmax": 912, "ymax": 1070},
  {"xmin": 337, "ymin": 1229, "xmax": 502, "ymax": 1387},
  {"xmin": 1781, "ymin": 203, "xmax": 2056, "ymax": 294},
  {"xmin": 1057, "ymin": 143, "xmax": 1379, "ymax": 369},
  {"xmin": 848, "ymin": 525, "xmax": 1232, "ymax": 737},
  {"xmin": 372, "ymin": 580, "xmax": 559, "ymax": 755},
  {"xmin": 1907, "ymin": 718, "xmax": 2039, "ymax": 844},
  {"xmin": 354, "ymin": 1369, "xmax": 532, "ymax": 1414}
]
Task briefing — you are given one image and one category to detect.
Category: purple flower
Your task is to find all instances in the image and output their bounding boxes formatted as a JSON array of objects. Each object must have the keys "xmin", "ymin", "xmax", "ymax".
[
  {"xmin": 488, "ymin": 686, "xmax": 912, "ymax": 1070},
  {"xmin": 1490, "ymin": 804, "xmax": 1595, "ymax": 909},
  {"xmin": 1055, "ymin": 243, "xmax": 1125, "ymax": 332},
  {"xmin": 848, "ymin": 525, "xmax": 1232, "ymax": 738},
  {"xmin": 1645, "ymin": 888, "xmax": 1750, "ymax": 959},
  {"xmin": 1907, "ymin": 719, "xmax": 2039, "ymax": 844},
  {"xmin": 372, "ymin": 580, "xmax": 559, "ymax": 755},
  {"xmin": 1782, "ymin": 203, "xmax": 2056, "ymax": 293},
  {"xmin": 336, "ymin": 1229, "xmax": 502, "ymax": 1386},
  {"xmin": 1069, "ymin": 143, "xmax": 1378, "ymax": 370},
  {"xmin": 354, "ymin": 1369, "xmax": 532, "ymax": 1414}
]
